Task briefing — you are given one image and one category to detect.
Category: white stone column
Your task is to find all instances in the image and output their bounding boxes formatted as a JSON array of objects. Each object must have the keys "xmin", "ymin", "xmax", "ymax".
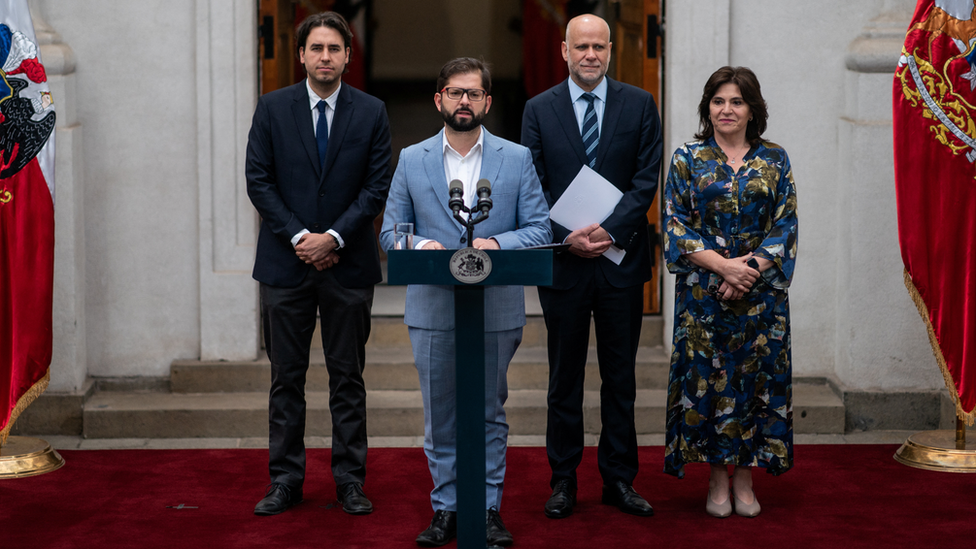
[
  {"xmin": 835, "ymin": 0, "xmax": 940, "ymax": 391},
  {"xmin": 195, "ymin": 0, "xmax": 260, "ymax": 361},
  {"xmin": 661, "ymin": 1, "xmax": 731, "ymax": 352},
  {"xmin": 31, "ymin": 6, "xmax": 86, "ymax": 392}
]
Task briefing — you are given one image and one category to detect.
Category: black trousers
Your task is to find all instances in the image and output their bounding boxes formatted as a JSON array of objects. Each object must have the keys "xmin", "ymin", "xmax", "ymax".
[
  {"xmin": 261, "ymin": 268, "xmax": 373, "ymax": 489},
  {"xmin": 538, "ymin": 262, "xmax": 643, "ymax": 488}
]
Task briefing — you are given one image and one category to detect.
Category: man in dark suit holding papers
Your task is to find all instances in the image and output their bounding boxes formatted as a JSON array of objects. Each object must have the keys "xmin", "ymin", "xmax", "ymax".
[{"xmin": 521, "ymin": 13, "xmax": 663, "ymax": 519}]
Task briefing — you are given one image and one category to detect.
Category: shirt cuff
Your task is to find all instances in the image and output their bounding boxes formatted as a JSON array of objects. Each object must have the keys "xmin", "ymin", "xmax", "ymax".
[
  {"xmin": 327, "ymin": 229, "xmax": 344, "ymax": 249},
  {"xmin": 291, "ymin": 229, "xmax": 310, "ymax": 248}
]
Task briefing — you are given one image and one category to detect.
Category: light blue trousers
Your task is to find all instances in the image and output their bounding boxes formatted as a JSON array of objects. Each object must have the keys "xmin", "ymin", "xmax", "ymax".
[{"xmin": 409, "ymin": 326, "xmax": 522, "ymax": 512}]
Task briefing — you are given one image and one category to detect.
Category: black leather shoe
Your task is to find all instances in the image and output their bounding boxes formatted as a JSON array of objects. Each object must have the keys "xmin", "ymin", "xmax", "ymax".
[
  {"xmin": 601, "ymin": 480, "xmax": 654, "ymax": 517},
  {"xmin": 416, "ymin": 510, "xmax": 457, "ymax": 547},
  {"xmin": 254, "ymin": 483, "xmax": 302, "ymax": 516},
  {"xmin": 544, "ymin": 479, "xmax": 577, "ymax": 519},
  {"xmin": 337, "ymin": 482, "xmax": 373, "ymax": 515},
  {"xmin": 486, "ymin": 507, "xmax": 513, "ymax": 547}
]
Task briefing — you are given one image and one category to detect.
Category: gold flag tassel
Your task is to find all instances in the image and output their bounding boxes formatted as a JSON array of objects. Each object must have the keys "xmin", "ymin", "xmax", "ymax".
[
  {"xmin": 894, "ymin": 268, "xmax": 976, "ymax": 472},
  {"xmin": 0, "ymin": 371, "xmax": 65, "ymax": 478}
]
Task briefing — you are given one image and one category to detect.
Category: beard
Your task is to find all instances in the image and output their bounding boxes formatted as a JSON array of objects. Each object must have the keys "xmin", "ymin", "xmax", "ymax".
[{"xmin": 442, "ymin": 105, "xmax": 485, "ymax": 132}]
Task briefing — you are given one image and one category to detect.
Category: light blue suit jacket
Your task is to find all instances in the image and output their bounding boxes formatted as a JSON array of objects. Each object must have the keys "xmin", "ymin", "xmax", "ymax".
[{"xmin": 380, "ymin": 128, "xmax": 552, "ymax": 332}]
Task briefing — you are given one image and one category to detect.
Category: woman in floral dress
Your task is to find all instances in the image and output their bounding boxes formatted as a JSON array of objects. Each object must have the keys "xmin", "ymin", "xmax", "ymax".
[{"xmin": 663, "ymin": 66, "xmax": 798, "ymax": 518}]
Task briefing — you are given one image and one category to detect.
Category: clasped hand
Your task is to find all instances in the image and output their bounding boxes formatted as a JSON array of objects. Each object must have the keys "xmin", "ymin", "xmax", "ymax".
[
  {"xmin": 566, "ymin": 223, "xmax": 612, "ymax": 258},
  {"xmin": 716, "ymin": 254, "xmax": 760, "ymax": 300},
  {"xmin": 296, "ymin": 233, "xmax": 339, "ymax": 271}
]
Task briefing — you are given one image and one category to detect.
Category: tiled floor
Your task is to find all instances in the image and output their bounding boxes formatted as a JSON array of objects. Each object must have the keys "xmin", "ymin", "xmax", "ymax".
[{"xmin": 41, "ymin": 431, "xmax": 917, "ymax": 451}]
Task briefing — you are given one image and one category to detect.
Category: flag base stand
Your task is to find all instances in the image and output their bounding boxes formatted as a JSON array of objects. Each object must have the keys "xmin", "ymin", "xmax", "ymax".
[
  {"xmin": 0, "ymin": 436, "xmax": 65, "ymax": 479},
  {"xmin": 894, "ymin": 420, "xmax": 976, "ymax": 473}
]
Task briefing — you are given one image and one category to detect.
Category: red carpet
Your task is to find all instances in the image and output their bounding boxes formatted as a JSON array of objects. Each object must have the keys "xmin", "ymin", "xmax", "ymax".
[{"xmin": 1, "ymin": 445, "xmax": 974, "ymax": 548}]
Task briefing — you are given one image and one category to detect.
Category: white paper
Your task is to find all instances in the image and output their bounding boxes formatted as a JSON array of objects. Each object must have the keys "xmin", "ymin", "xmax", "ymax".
[
  {"xmin": 602, "ymin": 244, "xmax": 626, "ymax": 265},
  {"xmin": 549, "ymin": 165, "xmax": 627, "ymax": 264}
]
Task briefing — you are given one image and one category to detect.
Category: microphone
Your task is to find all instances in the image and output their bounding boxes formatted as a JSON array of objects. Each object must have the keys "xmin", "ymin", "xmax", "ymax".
[
  {"xmin": 475, "ymin": 178, "xmax": 492, "ymax": 215},
  {"xmin": 448, "ymin": 179, "xmax": 464, "ymax": 214}
]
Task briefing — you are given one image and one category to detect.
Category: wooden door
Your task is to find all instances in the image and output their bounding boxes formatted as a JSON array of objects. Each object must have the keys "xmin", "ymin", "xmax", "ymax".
[
  {"xmin": 258, "ymin": 0, "xmax": 297, "ymax": 96},
  {"xmin": 613, "ymin": 0, "xmax": 662, "ymax": 314},
  {"xmin": 258, "ymin": 0, "xmax": 368, "ymax": 96}
]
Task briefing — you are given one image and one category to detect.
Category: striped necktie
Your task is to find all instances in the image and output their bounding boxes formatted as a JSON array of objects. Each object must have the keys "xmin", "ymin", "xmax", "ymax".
[
  {"xmin": 316, "ymin": 100, "xmax": 329, "ymax": 170},
  {"xmin": 581, "ymin": 92, "xmax": 599, "ymax": 168}
]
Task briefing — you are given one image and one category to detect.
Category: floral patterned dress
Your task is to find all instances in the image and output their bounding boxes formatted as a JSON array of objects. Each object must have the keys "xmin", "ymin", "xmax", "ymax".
[{"xmin": 663, "ymin": 137, "xmax": 798, "ymax": 477}]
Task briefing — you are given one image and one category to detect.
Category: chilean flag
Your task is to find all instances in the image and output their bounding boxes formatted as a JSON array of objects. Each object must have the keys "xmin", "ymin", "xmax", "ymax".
[
  {"xmin": 0, "ymin": 0, "xmax": 56, "ymax": 445},
  {"xmin": 894, "ymin": 0, "xmax": 976, "ymax": 425}
]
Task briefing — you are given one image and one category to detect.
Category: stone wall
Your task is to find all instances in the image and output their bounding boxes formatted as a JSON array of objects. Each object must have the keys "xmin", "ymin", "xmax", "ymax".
[
  {"xmin": 24, "ymin": 0, "xmax": 952, "ymax": 433},
  {"xmin": 663, "ymin": 0, "xmax": 944, "ymax": 398}
]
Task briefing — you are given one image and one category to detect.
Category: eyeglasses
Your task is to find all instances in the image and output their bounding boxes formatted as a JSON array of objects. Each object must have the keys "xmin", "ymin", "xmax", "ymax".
[{"xmin": 440, "ymin": 87, "xmax": 487, "ymax": 102}]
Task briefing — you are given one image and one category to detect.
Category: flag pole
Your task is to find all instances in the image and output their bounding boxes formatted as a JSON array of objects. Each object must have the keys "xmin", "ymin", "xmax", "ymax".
[{"xmin": 0, "ymin": 436, "xmax": 65, "ymax": 479}]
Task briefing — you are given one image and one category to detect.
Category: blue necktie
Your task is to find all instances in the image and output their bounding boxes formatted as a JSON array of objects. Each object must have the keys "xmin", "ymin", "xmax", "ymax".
[
  {"xmin": 581, "ymin": 92, "xmax": 599, "ymax": 168},
  {"xmin": 316, "ymin": 100, "xmax": 329, "ymax": 170}
]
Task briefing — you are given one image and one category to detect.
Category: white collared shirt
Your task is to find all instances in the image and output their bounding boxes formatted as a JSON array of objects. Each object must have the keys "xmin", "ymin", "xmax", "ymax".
[
  {"xmin": 442, "ymin": 128, "xmax": 485, "ymax": 217},
  {"xmin": 291, "ymin": 79, "xmax": 344, "ymax": 249},
  {"xmin": 568, "ymin": 77, "xmax": 608, "ymax": 134},
  {"xmin": 413, "ymin": 128, "xmax": 485, "ymax": 250},
  {"xmin": 307, "ymin": 78, "xmax": 339, "ymax": 138}
]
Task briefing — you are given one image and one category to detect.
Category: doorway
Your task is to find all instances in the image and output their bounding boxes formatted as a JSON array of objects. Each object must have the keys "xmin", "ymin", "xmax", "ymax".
[{"xmin": 255, "ymin": 0, "xmax": 664, "ymax": 313}]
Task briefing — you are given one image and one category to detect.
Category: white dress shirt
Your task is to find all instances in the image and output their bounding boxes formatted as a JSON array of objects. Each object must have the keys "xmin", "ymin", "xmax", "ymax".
[
  {"xmin": 414, "ymin": 128, "xmax": 485, "ymax": 250},
  {"xmin": 443, "ymin": 128, "xmax": 485, "ymax": 216},
  {"xmin": 291, "ymin": 79, "xmax": 344, "ymax": 249}
]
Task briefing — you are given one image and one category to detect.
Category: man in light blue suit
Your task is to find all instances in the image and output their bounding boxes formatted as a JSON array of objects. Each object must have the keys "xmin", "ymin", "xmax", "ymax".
[{"xmin": 379, "ymin": 58, "xmax": 551, "ymax": 548}]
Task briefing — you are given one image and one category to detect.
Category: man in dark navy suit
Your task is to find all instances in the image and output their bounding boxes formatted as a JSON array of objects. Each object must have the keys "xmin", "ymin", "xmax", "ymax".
[
  {"xmin": 245, "ymin": 11, "xmax": 392, "ymax": 517},
  {"xmin": 521, "ymin": 13, "xmax": 662, "ymax": 519}
]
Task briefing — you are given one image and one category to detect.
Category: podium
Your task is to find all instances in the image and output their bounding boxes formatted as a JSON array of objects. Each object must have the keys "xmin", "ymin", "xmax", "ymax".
[{"xmin": 387, "ymin": 248, "xmax": 553, "ymax": 549}]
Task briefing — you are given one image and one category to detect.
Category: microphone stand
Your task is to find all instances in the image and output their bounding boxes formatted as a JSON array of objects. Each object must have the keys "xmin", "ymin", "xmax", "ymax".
[{"xmin": 453, "ymin": 205, "xmax": 490, "ymax": 247}]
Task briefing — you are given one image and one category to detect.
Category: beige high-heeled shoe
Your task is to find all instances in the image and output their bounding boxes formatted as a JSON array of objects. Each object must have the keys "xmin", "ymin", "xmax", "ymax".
[
  {"xmin": 706, "ymin": 487, "xmax": 732, "ymax": 518},
  {"xmin": 732, "ymin": 491, "xmax": 761, "ymax": 517}
]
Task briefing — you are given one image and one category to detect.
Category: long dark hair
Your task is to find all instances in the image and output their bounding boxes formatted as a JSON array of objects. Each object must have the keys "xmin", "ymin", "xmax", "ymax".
[{"xmin": 694, "ymin": 66, "xmax": 768, "ymax": 145}]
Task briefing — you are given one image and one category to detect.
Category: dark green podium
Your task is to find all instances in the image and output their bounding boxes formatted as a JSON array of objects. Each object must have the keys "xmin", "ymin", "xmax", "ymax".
[{"xmin": 387, "ymin": 248, "xmax": 553, "ymax": 549}]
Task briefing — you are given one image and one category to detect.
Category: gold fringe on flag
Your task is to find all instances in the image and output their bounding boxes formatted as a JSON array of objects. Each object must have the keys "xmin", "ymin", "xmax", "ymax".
[
  {"xmin": 0, "ymin": 370, "xmax": 50, "ymax": 447},
  {"xmin": 903, "ymin": 268, "xmax": 976, "ymax": 426}
]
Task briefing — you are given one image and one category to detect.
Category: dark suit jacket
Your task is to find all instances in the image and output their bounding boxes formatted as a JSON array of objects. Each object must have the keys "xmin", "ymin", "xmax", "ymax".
[
  {"xmin": 246, "ymin": 81, "xmax": 393, "ymax": 288},
  {"xmin": 521, "ymin": 78, "xmax": 662, "ymax": 290}
]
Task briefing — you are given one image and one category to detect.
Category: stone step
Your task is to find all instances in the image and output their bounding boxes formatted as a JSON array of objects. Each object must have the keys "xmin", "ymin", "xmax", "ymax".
[
  {"xmin": 171, "ymin": 346, "xmax": 671, "ymax": 393},
  {"xmin": 309, "ymin": 315, "xmax": 665, "ymax": 350},
  {"xmin": 82, "ymin": 380, "xmax": 844, "ymax": 439}
]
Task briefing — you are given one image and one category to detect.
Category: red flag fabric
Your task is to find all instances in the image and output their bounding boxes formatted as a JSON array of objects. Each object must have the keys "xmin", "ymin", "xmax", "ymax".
[
  {"xmin": 0, "ymin": 1, "xmax": 56, "ymax": 444},
  {"xmin": 894, "ymin": 0, "xmax": 976, "ymax": 424},
  {"xmin": 522, "ymin": 0, "xmax": 569, "ymax": 98}
]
